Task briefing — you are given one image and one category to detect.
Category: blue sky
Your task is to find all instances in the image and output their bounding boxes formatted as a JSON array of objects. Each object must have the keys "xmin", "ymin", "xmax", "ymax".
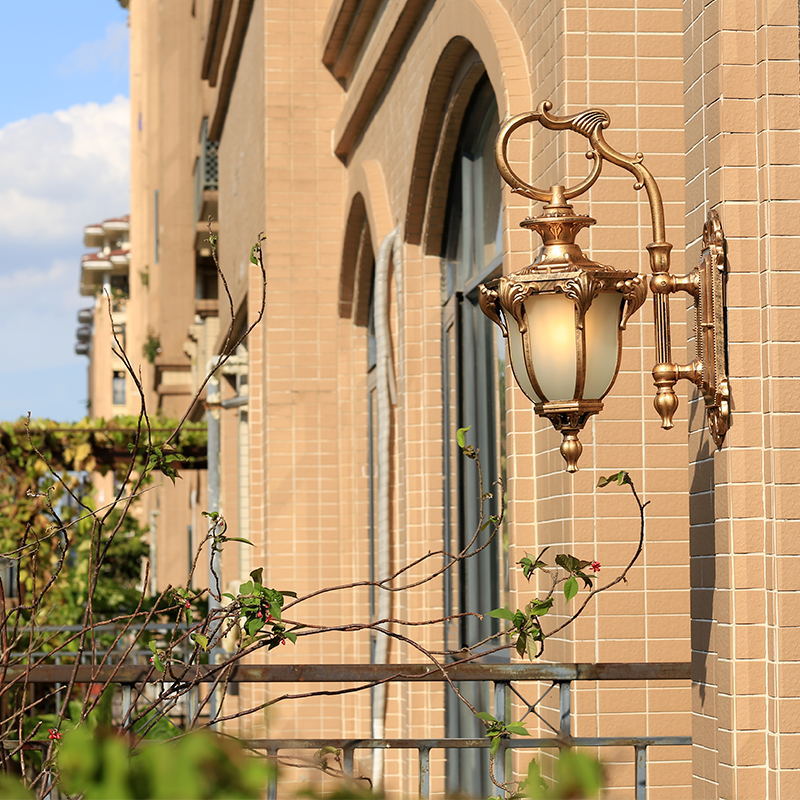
[{"xmin": 0, "ymin": 1, "xmax": 129, "ymax": 421}]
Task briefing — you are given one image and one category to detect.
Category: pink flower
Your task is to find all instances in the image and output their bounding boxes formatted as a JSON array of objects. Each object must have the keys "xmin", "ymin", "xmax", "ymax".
[
  {"xmin": 148, "ymin": 655, "xmax": 155, "ymax": 663},
  {"xmin": 184, "ymin": 600, "xmax": 191, "ymax": 609},
  {"xmin": 280, "ymin": 638, "xmax": 287, "ymax": 645},
  {"xmin": 590, "ymin": 561, "xmax": 601, "ymax": 573},
  {"xmin": 256, "ymin": 611, "xmax": 263, "ymax": 618},
  {"xmin": 48, "ymin": 729, "xmax": 62, "ymax": 741}
]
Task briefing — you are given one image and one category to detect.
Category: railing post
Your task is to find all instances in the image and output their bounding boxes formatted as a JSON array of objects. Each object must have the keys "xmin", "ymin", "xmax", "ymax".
[
  {"xmin": 418, "ymin": 746, "xmax": 430, "ymax": 800},
  {"xmin": 186, "ymin": 684, "xmax": 198, "ymax": 726},
  {"xmin": 493, "ymin": 680, "xmax": 507, "ymax": 796},
  {"xmin": 557, "ymin": 680, "xmax": 571, "ymax": 738},
  {"xmin": 121, "ymin": 684, "xmax": 133, "ymax": 724},
  {"xmin": 635, "ymin": 744, "xmax": 647, "ymax": 800},
  {"xmin": 343, "ymin": 745, "xmax": 355, "ymax": 776},
  {"xmin": 266, "ymin": 747, "xmax": 278, "ymax": 800}
]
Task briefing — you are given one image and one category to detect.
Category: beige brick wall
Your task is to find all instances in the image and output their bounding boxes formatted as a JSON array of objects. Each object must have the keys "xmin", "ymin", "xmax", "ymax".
[
  {"xmin": 122, "ymin": 0, "xmax": 800, "ymax": 796},
  {"xmin": 338, "ymin": 0, "xmax": 692, "ymax": 794},
  {"xmin": 684, "ymin": 0, "xmax": 800, "ymax": 797}
]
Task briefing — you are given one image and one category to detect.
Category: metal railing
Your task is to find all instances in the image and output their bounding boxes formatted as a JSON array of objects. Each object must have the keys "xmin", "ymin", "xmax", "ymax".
[
  {"xmin": 194, "ymin": 117, "xmax": 219, "ymax": 221},
  {"xmin": 8, "ymin": 661, "xmax": 691, "ymax": 799}
]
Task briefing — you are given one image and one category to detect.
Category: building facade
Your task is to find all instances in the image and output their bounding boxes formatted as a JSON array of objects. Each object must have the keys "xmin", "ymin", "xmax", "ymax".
[{"xmin": 117, "ymin": 0, "xmax": 800, "ymax": 797}]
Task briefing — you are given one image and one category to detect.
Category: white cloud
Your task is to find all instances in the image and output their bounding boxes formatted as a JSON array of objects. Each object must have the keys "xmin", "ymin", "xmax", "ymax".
[
  {"xmin": 0, "ymin": 96, "xmax": 130, "ymax": 243},
  {"xmin": 0, "ymin": 258, "xmax": 84, "ymax": 370},
  {"xmin": 0, "ymin": 97, "xmax": 130, "ymax": 420},
  {"xmin": 59, "ymin": 21, "xmax": 129, "ymax": 77}
]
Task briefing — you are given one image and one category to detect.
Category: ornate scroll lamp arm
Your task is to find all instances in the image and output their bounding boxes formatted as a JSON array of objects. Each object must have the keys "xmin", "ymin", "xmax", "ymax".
[{"xmin": 495, "ymin": 101, "xmax": 687, "ymax": 430}]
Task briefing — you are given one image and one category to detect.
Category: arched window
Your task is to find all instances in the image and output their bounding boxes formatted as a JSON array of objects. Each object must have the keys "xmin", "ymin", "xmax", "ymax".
[{"xmin": 441, "ymin": 75, "xmax": 505, "ymax": 795}]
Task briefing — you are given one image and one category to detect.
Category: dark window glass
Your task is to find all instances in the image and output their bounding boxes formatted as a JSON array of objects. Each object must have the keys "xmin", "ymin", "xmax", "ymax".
[
  {"xmin": 196, "ymin": 255, "xmax": 219, "ymax": 300},
  {"xmin": 441, "ymin": 76, "xmax": 506, "ymax": 796}
]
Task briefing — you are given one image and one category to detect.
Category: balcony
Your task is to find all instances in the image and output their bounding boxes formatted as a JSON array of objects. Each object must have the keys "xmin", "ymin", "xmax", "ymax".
[
  {"xmin": 15, "ymin": 659, "xmax": 690, "ymax": 799},
  {"xmin": 194, "ymin": 117, "xmax": 219, "ymax": 225}
]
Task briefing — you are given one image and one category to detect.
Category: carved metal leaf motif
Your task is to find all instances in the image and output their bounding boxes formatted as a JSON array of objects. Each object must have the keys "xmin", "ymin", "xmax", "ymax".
[
  {"xmin": 498, "ymin": 280, "xmax": 538, "ymax": 334},
  {"xmin": 561, "ymin": 272, "xmax": 602, "ymax": 328},
  {"xmin": 478, "ymin": 285, "xmax": 507, "ymax": 336},
  {"xmin": 616, "ymin": 274, "xmax": 648, "ymax": 329}
]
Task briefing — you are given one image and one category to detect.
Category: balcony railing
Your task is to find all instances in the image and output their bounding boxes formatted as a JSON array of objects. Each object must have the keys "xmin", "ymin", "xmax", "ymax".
[
  {"xmin": 194, "ymin": 117, "xmax": 219, "ymax": 223},
  {"xmin": 7, "ymin": 661, "xmax": 690, "ymax": 799}
]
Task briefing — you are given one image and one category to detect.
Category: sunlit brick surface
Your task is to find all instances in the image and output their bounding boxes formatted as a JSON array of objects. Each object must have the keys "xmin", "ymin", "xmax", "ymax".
[{"xmin": 121, "ymin": 0, "xmax": 800, "ymax": 796}]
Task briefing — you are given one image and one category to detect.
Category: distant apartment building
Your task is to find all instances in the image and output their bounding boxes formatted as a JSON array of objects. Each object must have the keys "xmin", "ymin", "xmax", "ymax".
[
  {"xmin": 76, "ymin": 206, "xmax": 211, "ymax": 591},
  {"xmin": 112, "ymin": 0, "xmax": 800, "ymax": 797},
  {"xmin": 76, "ymin": 215, "xmax": 134, "ymax": 416}
]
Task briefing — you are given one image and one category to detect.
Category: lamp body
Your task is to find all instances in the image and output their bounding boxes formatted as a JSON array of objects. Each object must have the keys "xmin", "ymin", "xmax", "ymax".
[
  {"xmin": 489, "ymin": 104, "xmax": 730, "ymax": 461},
  {"xmin": 479, "ymin": 196, "xmax": 647, "ymax": 471}
]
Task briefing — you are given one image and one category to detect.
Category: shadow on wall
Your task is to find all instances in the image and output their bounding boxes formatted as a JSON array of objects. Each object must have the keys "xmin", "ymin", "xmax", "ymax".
[{"xmin": 689, "ymin": 434, "xmax": 715, "ymax": 705}]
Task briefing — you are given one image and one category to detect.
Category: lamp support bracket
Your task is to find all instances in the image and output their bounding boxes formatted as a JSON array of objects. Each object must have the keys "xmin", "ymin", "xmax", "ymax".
[{"xmin": 652, "ymin": 210, "xmax": 730, "ymax": 447}]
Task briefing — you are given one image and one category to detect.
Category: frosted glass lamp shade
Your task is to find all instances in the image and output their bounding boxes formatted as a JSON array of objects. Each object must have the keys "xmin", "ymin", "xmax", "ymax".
[
  {"xmin": 506, "ymin": 322, "xmax": 541, "ymax": 403},
  {"xmin": 583, "ymin": 291, "xmax": 624, "ymax": 400},
  {"xmin": 502, "ymin": 288, "xmax": 625, "ymax": 407},
  {"xmin": 523, "ymin": 293, "xmax": 577, "ymax": 402}
]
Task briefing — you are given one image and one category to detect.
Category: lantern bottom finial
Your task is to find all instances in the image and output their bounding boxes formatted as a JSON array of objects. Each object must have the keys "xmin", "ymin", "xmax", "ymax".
[
  {"xmin": 535, "ymin": 400, "xmax": 603, "ymax": 473},
  {"xmin": 560, "ymin": 432, "xmax": 582, "ymax": 473}
]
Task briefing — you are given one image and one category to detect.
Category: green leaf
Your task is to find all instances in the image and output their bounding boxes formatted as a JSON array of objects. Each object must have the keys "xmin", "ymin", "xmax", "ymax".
[
  {"xmin": 489, "ymin": 735, "xmax": 502, "ymax": 755},
  {"xmin": 522, "ymin": 760, "xmax": 548, "ymax": 797},
  {"xmin": 246, "ymin": 618, "xmax": 265, "ymax": 637},
  {"xmin": 515, "ymin": 633, "xmax": 528, "ymax": 657},
  {"xmin": 597, "ymin": 470, "xmax": 631, "ymax": 488},
  {"xmin": 456, "ymin": 426, "xmax": 471, "ymax": 449},
  {"xmin": 279, "ymin": 590, "xmax": 298, "ymax": 598},
  {"xmin": 284, "ymin": 631, "xmax": 297, "ymax": 644},
  {"xmin": 224, "ymin": 537, "xmax": 255, "ymax": 546},
  {"xmin": 0, "ymin": 775, "xmax": 33, "ymax": 799},
  {"xmin": 488, "ymin": 607, "xmax": 515, "ymax": 621},
  {"xmin": 555, "ymin": 750, "xmax": 604, "ymax": 797},
  {"xmin": 564, "ymin": 576, "xmax": 579, "ymax": 601},
  {"xmin": 528, "ymin": 598, "xmax": 553, "ymax": 616},
  {"xmin": 191, "ymin": 633, "xmax": 209, "ymax": 651},
  {"xmin": 130, "ymin": 708, "xmax": 181, "ymax": 740},
  {"xmin": 152, "ymin": 654, "xmax": 164, "ymax": 672},
  {"xmin": 555, "ymin": 553, "xmax": 581, "ymax": 574},
  {"xmin": 505, "ymin": 722, "xmax": 530, "ymax": 736},
  {"xmin": 237, "ymin": 581, "xmax": 254, "ymax": 596},
  {"xmin": 475, "ymin": 712, "xmax": 497, "ymax": 723},
  {"xmin": 576, "ymin": 571, "xmax": 594, "ymax": 589},
  {"xmin": 518, "ymin": 556, "xmax": 547, "ymax": 580},
  {"xmin": 250, "ymin": 568, "xmax": 264, "ymax": 585}
]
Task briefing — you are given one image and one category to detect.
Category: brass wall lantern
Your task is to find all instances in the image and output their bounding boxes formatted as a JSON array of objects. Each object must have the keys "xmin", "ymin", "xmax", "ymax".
[{"xmin": 479, "ymin": 103, "xmax": 729, "ymax": 472}]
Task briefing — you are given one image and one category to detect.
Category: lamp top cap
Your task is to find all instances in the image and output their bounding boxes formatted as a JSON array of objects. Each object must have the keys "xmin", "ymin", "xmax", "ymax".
[{"xmin": 520, "ymin": 185, "xmax": 596, "ymax": 249}]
